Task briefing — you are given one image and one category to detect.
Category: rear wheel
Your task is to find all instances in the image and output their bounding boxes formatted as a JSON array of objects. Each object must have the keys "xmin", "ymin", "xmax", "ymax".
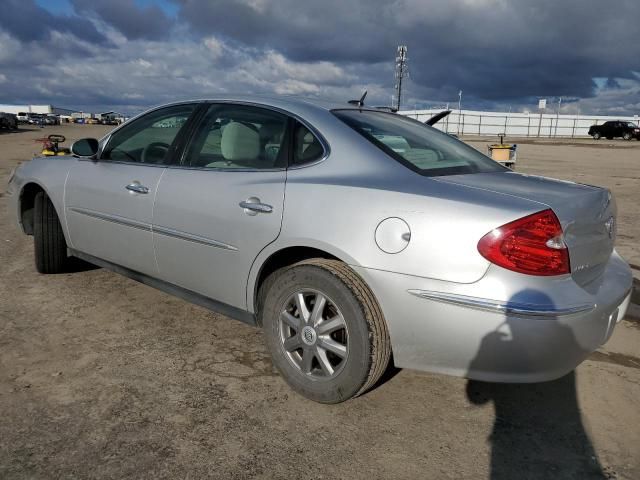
[
  {"xmin": 592, "ymin": 132, "xmax": 601, "ymax": 140},
  {"xmin": 34, "ymin": 191, "xmax": 69, "ymax": 273},
  {"xmin": 260, "ymin": 259, "xmax": 390, "ymax": 403}
]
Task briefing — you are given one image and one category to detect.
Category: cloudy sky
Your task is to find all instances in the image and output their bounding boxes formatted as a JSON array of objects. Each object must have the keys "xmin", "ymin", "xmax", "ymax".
[{"xmin": 1, "ymin": 0, "xmax": 639, "ymax": 116}]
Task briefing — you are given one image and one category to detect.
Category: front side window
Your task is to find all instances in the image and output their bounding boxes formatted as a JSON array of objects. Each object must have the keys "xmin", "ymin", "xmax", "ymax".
[
  {"xmin": 101, "ymin": 104, "xmax": 196, "ymax": 164},
  {"xmin": 184, "ymin": 104, "xmax": 288, "ymax": 169},
  {"xmin": 333, "ymin": 110, "xmax": 505, "ymax": 177}
]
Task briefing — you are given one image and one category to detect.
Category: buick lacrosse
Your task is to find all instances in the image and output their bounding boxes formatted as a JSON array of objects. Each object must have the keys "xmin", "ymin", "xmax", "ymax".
[{"xmin": 8, "ymin": 96, "xmax": 632, "ymax": 403}]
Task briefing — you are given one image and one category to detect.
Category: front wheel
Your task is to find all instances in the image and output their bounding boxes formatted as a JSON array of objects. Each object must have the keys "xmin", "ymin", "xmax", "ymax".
[
  {"xmin": 592, "ymin": 132, "xmax": 601, "ymax": 140},
  {"xmin": 260, "ymin": 259, "xmax": 390, "ymax": 403},
  {"xmin": 34, "ymin": 191, "xmax": 69, "ymax": 273},
  {"xmin": 623, "ymin": 132, "xmax": 632, "ymax": 141}
]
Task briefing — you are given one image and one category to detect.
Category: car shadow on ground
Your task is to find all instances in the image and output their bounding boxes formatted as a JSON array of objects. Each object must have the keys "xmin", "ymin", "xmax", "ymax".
[
  {"xmin": 0, "ymin": 127, "xmax": 39, "ymax": 135},
  {"xmin": 64, "ymin": 257, "xmax": 101, "ymax": 273},
  {"xmin": 465, "ymin": 289, "xmax": 608, "ymax": 479}
]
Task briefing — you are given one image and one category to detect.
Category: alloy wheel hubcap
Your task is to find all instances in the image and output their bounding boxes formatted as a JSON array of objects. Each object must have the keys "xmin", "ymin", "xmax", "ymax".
[
  {"xmin": 278, "ymin": 289, "xmax": 348, "ymax": 379},
  {"xmin": 301, "ymin": 326, "xmax": 317, "ymax": 345}
]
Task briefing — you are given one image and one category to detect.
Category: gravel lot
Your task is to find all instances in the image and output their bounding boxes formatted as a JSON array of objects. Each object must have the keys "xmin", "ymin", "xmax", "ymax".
[{"xmin": 1, "ymin": 124, "xmax": 639, "ymax": 479}]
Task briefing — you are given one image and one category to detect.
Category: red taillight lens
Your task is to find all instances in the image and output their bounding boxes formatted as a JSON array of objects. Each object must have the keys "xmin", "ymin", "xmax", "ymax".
[{"xmin": 477, "ymin": 209, "xmax": 570, "ymax": 276}]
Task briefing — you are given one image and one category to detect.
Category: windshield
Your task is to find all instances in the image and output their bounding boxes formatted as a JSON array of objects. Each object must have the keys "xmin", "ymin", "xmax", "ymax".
[
  {"xmin": 333, "ymin": 110, "xmax": 506, "ymax": 177},
  {"xmin": 624, "ymin": 122, "xmax": 638, "ymax": 128}
]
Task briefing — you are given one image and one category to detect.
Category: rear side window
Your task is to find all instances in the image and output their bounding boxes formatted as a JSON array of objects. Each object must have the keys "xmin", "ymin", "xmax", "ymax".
[
  {"xmin": 292, "ymin": 123, "xmax": 324, "ymax": 165},
  {"xmin": 333, "ymin": 110, "xmax": 505, "ymax": 177}
]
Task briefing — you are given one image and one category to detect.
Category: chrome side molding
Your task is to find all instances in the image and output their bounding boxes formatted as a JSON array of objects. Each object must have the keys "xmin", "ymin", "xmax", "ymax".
[
  {"xmin": 153, "ymin": 225, "xmax": 238, "ymax": 251},
  {"xmin": 68, "ymin": 207, "xmax": 237, "ymax": 251},
  {"xmin": 68, "ymin": 207, "xmax": 151, "ymax": 232},
  {"xmin": 407, "ymin": 289, "xmax": 595, "ymax": 317}
]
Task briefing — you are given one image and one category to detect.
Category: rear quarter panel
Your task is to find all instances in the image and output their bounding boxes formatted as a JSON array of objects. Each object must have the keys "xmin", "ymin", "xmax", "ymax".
[{"xmin": 247, "ymin": 125, "xmax": 544, "ymax": 312}]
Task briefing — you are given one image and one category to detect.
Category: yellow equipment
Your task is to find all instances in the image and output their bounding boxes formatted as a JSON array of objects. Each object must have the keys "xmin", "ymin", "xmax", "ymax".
[
  {"xmin": 488, "ymin": 135, "xmax": 517, "ymax": 169},
  {"xmin": 38, "ymin": 134, "xmax": 71, "ymax": 156}
]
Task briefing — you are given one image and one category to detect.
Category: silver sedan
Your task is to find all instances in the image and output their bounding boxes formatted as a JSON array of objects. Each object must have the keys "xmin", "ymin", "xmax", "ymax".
[{"xmin": 7, "ymin": 96, "xmax": 633, "ymax": 403}]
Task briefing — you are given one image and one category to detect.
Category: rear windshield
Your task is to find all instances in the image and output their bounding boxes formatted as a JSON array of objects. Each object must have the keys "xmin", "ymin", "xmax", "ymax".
[{"xmin": 333, "ymin": 109, "xmax": 506, "ymax": 177}]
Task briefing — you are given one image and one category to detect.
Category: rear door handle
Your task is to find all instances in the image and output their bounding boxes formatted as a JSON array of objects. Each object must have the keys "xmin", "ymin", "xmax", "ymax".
[
  {"xmin": 126, "ymin": 182, "xmax": 149, "ymax": 194},
  {"xmin": 239, "ymin": 197, "xmax": 273, "ymax": 215}
]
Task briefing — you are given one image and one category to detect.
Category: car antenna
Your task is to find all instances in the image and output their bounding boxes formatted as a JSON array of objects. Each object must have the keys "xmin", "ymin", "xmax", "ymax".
[{"xmin": 348, "ymin": 90, "xmax": 368, "ymax": 108}]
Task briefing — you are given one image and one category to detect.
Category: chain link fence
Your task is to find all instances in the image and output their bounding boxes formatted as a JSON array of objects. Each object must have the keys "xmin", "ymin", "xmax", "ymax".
[{"xmin": 401, "ymin": 109, "xmax": 640, "ymax": 138}]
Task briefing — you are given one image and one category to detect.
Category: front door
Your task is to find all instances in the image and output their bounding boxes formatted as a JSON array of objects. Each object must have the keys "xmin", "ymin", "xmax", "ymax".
[
  {"xmin": 65, "ymin": 103, "xmax": 198, "ymax": 275},
  {"xmin": 152, "ymin": 103, "xmax": 289, "ymax": 309}
]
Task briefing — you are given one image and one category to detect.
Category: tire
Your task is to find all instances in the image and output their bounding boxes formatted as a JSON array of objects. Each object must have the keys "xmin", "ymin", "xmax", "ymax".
[
  {"xmin": 260, "ymin": 258, "xmax": 391, "ymax": 403},
  {"xmin": 592, "ymin": 132, "xmax": 601, "ymax": 140},
  {"xmin": 623, "ymin": 132, "xmax": 632, "ymax": 141},
  {"xmin": 34, "ymin": 191, "xmax": 69, "ymax": 273}
]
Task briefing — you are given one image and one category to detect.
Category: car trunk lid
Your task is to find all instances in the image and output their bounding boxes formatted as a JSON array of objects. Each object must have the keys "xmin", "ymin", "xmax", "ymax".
[{"xmin": 434, "ymin": 172, "xmax": 616, "ymax": 285}]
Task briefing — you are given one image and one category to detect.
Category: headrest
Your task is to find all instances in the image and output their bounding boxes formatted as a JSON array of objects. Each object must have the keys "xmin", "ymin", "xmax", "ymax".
[{"xmin": 221, "ymin": 122, "xmax": 260, "ymax": 161}]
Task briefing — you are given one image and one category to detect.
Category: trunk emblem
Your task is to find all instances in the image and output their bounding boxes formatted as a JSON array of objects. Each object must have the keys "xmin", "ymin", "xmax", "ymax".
[{"xmin": 605, "ymin": 216, "xmax": 615, "ymax": 239}]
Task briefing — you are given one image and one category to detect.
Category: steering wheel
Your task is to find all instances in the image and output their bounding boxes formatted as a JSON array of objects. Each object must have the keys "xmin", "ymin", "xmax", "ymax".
[
  {"xmin": 141, "ymin": 142, "xmax": 170, "ymax": 164},
  {"xmin": 48, "ymin": 134, "xmax": 66, "ymax": 143}
]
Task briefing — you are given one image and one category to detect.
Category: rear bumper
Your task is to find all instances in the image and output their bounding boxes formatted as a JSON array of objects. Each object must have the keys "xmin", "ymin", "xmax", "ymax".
[{"xmin": 353, "ymin": 250, "xmax": 632, "ymax": 383}]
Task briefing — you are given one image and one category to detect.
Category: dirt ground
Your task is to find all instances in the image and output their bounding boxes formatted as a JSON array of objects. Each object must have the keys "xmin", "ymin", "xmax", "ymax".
[{"xmin": 1, "ymin": 124, "xmax": 639, "ymax": 479}]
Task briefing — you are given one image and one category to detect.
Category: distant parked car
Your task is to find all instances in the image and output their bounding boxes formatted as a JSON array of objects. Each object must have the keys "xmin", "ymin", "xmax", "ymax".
[
  {"xmin": 27, "ymin": 113, "xmax": 45, "ymax": 125},
  {"xmin": 588, "ymin": 121, "xmax": 640, "ymax": 140},
  {"xmin": 100, "ymin": 117, "xmax": 119, "ymax": 126},
  {"xmin": 0, "ymin": 112, "xmax": 18, "ymax": 130},
  {"xmin": 7, "ymin": 96, "xmax": 633, "ymax": 403},
  {"xmin": 43, "ymin": 115, "xmax": 59, "ymax": 126},
  {"xmin": 16, "ymin": 112, "xmax": 29, "ymax": 123}
]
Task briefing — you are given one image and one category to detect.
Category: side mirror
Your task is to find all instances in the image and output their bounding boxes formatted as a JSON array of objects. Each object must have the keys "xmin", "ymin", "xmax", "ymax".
[{"xmin": 71, "ymin": 138, "xmax": 99, "ymax": 158}]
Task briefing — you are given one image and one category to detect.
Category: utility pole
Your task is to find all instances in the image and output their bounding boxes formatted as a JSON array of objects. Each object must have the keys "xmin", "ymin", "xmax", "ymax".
[
  {"xmin": 554, "ymin": 97, "xmax": 562, "ymax": 137},
  {"xmin": 393, "ymin": 45, "xmax": 408, "ymax": 111},
  {"xmin": 457, "ymin": 90, "xmax": 462, "ymax": 135},
  {"xmin": 537, "ymin": 98, "xmax": 547, "ymax": 137}
]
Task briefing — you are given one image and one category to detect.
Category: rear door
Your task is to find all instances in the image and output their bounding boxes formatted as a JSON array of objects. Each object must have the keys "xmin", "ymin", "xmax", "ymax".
[
  {"xmin": 65, "ymin": 103, "xmax": 198, "ymax": 275},
  {"xmin": 602, "ymin": 122, "xmax": 614, "ymax": 137},
  {"xmin": 152, "ymin": 103, "xmax": 290, "ymax": 309}
]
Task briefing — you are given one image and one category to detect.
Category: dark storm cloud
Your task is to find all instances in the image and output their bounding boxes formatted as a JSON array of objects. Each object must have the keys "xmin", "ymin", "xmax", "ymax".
[
  {"xmin": 71, "ymin": 0, "xmax": 172, "ymax": 40},
  {"xmin": 1, "ymin": 0, "xmax": 638, "ymax": 114},
  {"xmin": 177, "ymin": 0, "xmax": 396, "ymax": 63},
  {"xmin": 176, "ymin": 0, "xmax": 640, "ymax": 101},
  {"xmin": 0, "ymin": 0, "xmax": 107, "ymax": 44}
]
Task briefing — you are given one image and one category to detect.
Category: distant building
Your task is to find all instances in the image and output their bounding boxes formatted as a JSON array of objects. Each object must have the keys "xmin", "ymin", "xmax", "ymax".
[{"xmin": 0, "ymin": 104, "xmax": 77, "ymax": 115}]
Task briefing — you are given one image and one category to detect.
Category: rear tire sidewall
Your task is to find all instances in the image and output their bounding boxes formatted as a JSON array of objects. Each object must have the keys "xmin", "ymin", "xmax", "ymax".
[{"xmin": 262, "ymin": 265, "xmax": 371, "ymax": 403}]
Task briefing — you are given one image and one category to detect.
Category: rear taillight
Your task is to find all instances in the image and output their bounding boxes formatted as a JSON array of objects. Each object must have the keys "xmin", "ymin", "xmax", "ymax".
[{"xmin": 477, "ymin": 209, "xmax": 570, "ymax": 276}]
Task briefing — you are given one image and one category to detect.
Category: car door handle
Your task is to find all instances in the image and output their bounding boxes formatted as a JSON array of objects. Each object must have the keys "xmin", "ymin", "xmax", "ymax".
[
  {"xmin": 126, "ymin": 182, "xmax": 149, "ymax": 194},
  {"xmin": 239, "ymin": 198, "xmax": 273, "ymax": 215}
]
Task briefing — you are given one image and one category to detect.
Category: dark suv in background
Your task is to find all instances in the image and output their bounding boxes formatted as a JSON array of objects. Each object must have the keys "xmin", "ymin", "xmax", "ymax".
[
  {"xmin": 588, "ymin": 120, "xmax": 640, "ymax": 140},
  {"xmin": 0, "ymin": 112, "xmax": 18, "ymax": 130}
]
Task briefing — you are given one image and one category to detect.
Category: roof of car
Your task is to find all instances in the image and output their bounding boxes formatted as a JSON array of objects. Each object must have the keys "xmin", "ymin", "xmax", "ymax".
[
  {"xmin": 157, "ymin": 94, "xmax": 381, "ymax": 116},
  {"xmin": 206, "ymin": 94, "xmax": 354, "ymax": 109}
]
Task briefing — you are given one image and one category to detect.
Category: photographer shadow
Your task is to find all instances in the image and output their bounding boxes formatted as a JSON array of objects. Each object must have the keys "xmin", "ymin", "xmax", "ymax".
[{"xmin": 465, "ymin": 289, "xmax": 606, "ymax": 479}]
